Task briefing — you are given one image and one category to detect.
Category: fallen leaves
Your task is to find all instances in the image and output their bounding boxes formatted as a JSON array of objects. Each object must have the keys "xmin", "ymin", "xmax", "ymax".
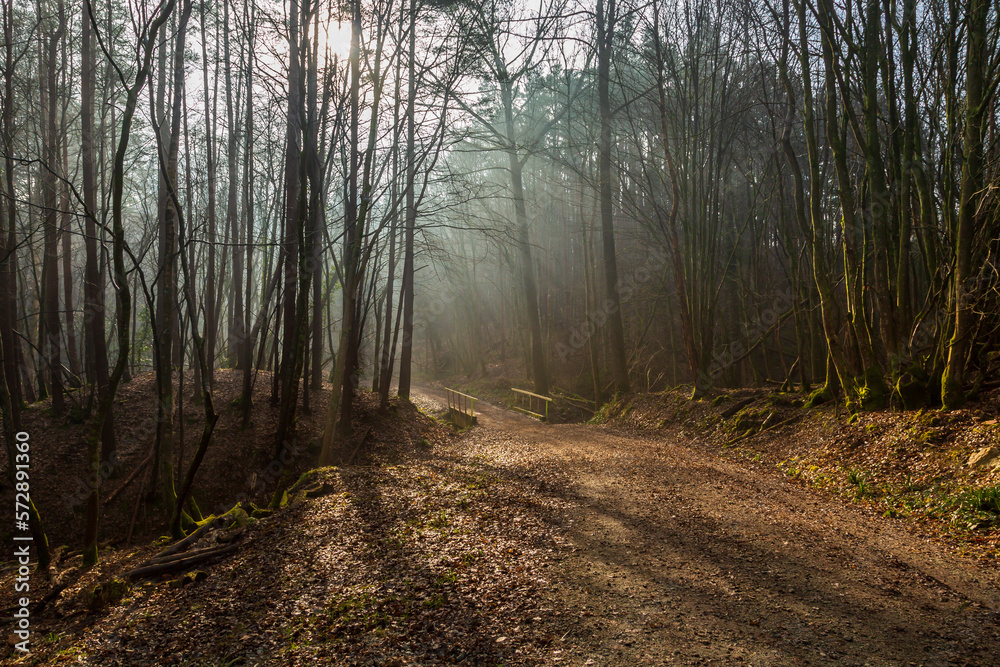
[{"xmin": 0, "ymin": 395, "xmax": 572, "ymax": 666}]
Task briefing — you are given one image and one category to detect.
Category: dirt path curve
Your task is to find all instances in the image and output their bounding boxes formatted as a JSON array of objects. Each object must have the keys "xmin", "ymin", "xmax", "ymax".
[{"xmin": 414, "ymin": 384, "xmax": 1000, "ymax": 666}]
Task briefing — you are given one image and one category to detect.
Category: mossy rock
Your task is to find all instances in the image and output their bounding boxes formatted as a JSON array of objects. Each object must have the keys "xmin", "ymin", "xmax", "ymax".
[
  {"xmin": 88, "ymin": 579, "xmax": 130, "ymax": 611},
  {"xmin": 711, "ymin": 395, "xmax": 730, "ymax": 406}
]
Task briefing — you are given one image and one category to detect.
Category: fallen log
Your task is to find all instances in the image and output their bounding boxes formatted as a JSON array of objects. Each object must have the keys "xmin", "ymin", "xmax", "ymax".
[
  {"xmin": 154, "ymin": 518, "xmax": 217, "ymax": 560},
  {"xmin": 147, "ymin": 543, "xmax": 242, "ymax": 568},
  {"xmin": 127, "ymin": 543, "xmax": 239, "ymax": 580}
]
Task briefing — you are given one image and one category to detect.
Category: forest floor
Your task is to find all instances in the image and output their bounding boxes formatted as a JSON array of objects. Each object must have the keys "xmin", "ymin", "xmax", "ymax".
[
  {"xmin": 2, "ymin": 378, "xmax": 1000, "ymax": 665},
  {"xmin": 415, "ymin": 382, "xmax": 1000, "ymax": 666}
]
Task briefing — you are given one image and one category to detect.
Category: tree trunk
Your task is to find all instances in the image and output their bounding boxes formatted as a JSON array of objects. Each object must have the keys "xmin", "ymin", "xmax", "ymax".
[
  {"xmin": 397, "ymin": 0, "xmax": 417, "ymax": 401},
  {"xmin": 84, "ymin": 0, "xmax": 176, "ymax": 567},
  {"xmin": 942, "ymin": 0, "xmax": 989, "ymax": 408},
  {"xmin": 597, "ymin": 0, "xmax": 629, "ymax": 396},
  {"xmin": 153, "ymin": 0, "xmax": 192, "ymax": 518},
  {"xmin": 201, "ymin": 0, "xmax": 218, "ymax": 386},
  {"xmin": 224, "ymin": 0, "xmax": 243, "ymax": 373},
  {"xmin": 1, "ymin": 0, "xmax": 22, "ymax": 417},
  {"xmin": 81, "ymin": 0, "xmax": 115, "ymax": 458},
  {"xmin": 501, "ymin": 74, "xmax": 549, "ymax": 396},
  {"xmin": 42, "ymin": 2, "xmax": 66, "ymax": 414},
  {"xmin": 240, "ymin": 0, "xmax": 257, "ymax": 418}
]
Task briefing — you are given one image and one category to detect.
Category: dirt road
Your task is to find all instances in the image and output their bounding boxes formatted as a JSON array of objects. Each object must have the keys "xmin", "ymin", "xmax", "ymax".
[{"xmin": 415, "ymin": 384, "xmax": 1000, "ymax": 666}]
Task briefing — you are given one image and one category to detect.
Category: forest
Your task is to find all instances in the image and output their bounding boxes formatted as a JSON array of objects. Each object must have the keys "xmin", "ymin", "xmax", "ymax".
[{"xmin": 0, "ymin": 0, "xmax": 999, "ymax": 663}]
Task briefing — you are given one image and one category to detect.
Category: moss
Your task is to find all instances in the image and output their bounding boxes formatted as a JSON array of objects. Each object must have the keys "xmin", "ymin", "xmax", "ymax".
[
  {"xmin": 729, "ymin": 408, "xmax": 772, "ymax": 437},
  {"xmin": 288, "ymin": 470, "xmax": 318, "ymax": 495},
  {"xmin": 854, "ymin": 367, "xmax": 888, "ymax": 411},
  {"xmin": 942, "ymin": 372, "xmax": 967, "ymax": 410},
  {"xmin": 187, "ymin": 496, "xmax": 204, "ymax": 522},
  {"xmin": 915, "ymin": 411, "xmax": 943, "ymax": 428},
  {"xmin": 589, "ymin": 400, "xmax": 617, "ymax": 425},
  {"xmin": 268, "ymin": 488, "xmax": 288, "ymax": 510},
  {"xmin": 805, "ymin": 385, "xmax": 833, "ymax": 409},
  {"xmin": 167, "ymin": 571, "xmax": 208, "ymax": 589}
]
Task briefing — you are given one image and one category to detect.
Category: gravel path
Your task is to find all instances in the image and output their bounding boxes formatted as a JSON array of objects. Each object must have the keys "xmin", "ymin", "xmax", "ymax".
[{"xmin": 416, "ymin": 385, "xmax": 1000, "ymax": 666}]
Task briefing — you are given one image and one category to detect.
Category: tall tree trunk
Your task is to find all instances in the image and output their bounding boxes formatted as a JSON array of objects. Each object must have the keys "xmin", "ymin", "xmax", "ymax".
[
  {"xmin": 378, "ymin": 200, "xmax": 398, "ymax": 406},
  {"xmin": 861, "ymin": 0, "xmax": 896, "ymax": 365},
  {"xmin": 153, "ymin": 0, "xmax": 191, "ymax": 518},
  {"xmin": 818, "ymin": 0, "xmax": 883, "ymax": 410},
  {"xmin": 597, "ymin": 0, "xmax": 629, "ymax": 395},
  {"xmin": 397, "ymin": 0, "xmax": 417, "ymax": 401},
  {"xmin": 278, "ymin": 0, "xmax": 303, "ymax": 403},
  {"xmin": 201, "ymin": 0, "xmax": 218, "ymax": 386},
  {"xmin": 240, "ymin": 0, "xmax": 257, "ymax": 419},
  {"xmin": 60, "ymin": 143, "xmax": 80, "ymax": 383},
  {"xmin": 83, "ymin": 0, "xmax": 176, "ymax": 567},
  {"xmin": 42, "ymin": 1, "xmax": 66, "ymax": 414},
  {"xmin": 81, "ymin": 0, "xmax": 115, "ymax": 458},
  {"xmin": 500, "ymin": 74, "xmax": 549, "ymax": 396},
  {"xmin": 0, "ymin": 0, "xmax": 22, "ymax": 416},
  {"xmin": 895, "ymin": 0, "xmax": 917, "ymax": 351},
  {"xmin": 224, "ymin": 0, "xmax": 243, "ymax": 373},
  {"xmin": 336, "ymin": 0, "xmax": 365, "ymax": 439},
  {"xmin": 272, "ymin": 0, "xmax": 308, "ymax": 463},
  {"xmin": 942, "ymin": 0, "xmax": 989, "ymax": 408}
]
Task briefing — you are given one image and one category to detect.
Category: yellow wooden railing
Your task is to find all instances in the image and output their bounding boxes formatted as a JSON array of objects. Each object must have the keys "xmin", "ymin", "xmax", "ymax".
[
  {"xmin": 445, "ymin": 388, "xmax": 478, "ymax": 427},
  {"xmin": 511, "ymin": 388, "xmax": 552, "ymax": 422}
]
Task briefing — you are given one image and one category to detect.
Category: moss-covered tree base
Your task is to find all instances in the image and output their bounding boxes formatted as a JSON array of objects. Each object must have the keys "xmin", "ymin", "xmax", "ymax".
[
  {"xmin": 941, "ymin": 375, "xmax": 967, "ymax": 410},
  {"xmin": 852, "ymin": 367, "xmax": 888, "ymax": 411},
  {"xmin": 805, "ymin": 385, "xmax": 834, "ymax": 409}
]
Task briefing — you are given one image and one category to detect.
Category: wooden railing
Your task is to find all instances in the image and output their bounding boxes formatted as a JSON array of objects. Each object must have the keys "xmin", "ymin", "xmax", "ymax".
[
  {"xmin": 445, "ymin": 388, "xmax": 477, "ymax": 427},
  {"xmin": 511, "ymin": 388, "xmax": 552, "ymax": 422}
]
